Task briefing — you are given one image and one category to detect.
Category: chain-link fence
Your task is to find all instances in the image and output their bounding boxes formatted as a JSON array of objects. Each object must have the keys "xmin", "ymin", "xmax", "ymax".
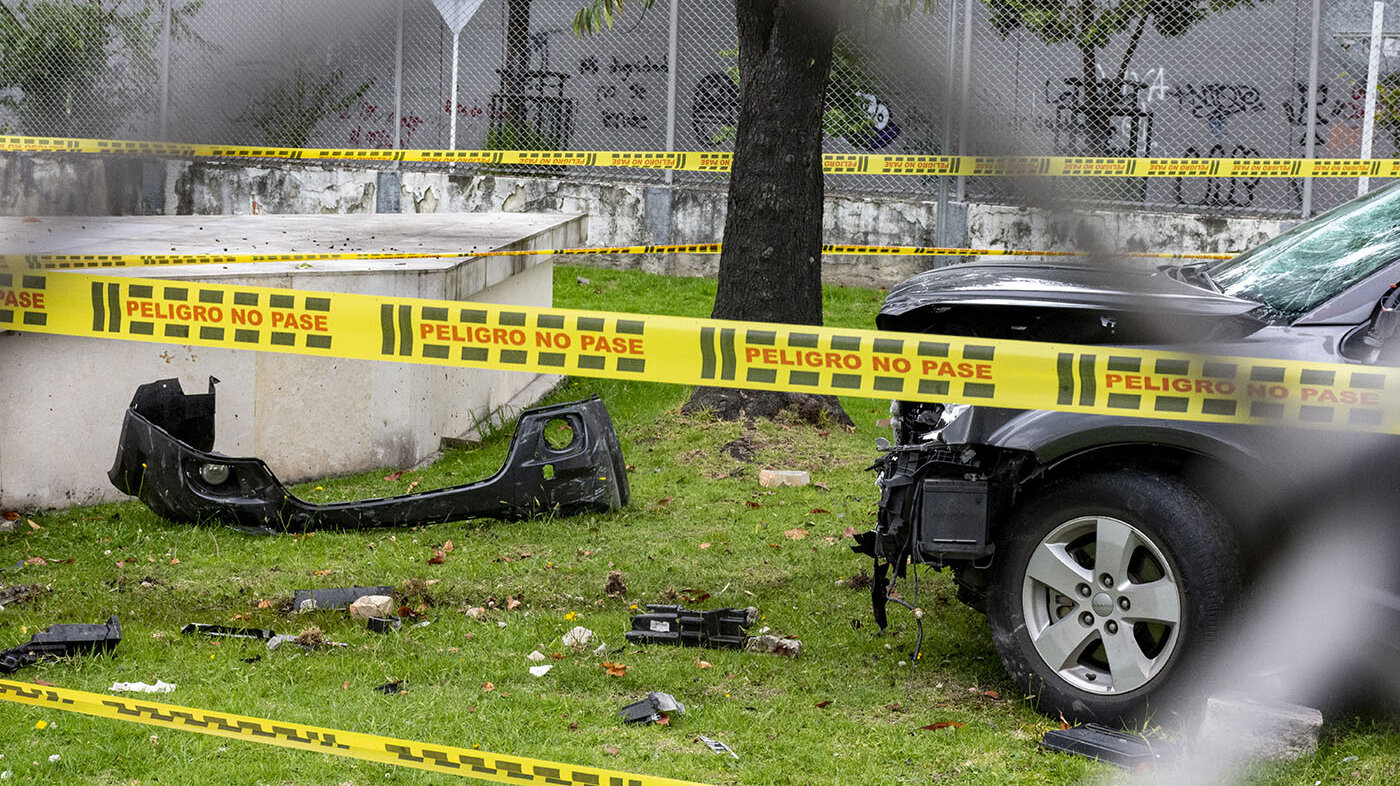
[{"xmin": 1, "ymin": 0, "xmax": 1396, "ymax": 217}]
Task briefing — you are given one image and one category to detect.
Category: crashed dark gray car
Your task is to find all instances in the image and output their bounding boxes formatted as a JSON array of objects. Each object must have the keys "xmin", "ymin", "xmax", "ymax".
[
  {"xmin": 110, "ymin": 377, "xmax": 629, "ymax": 533},
  {"xmin": 856, "ymin": 183, "xmax": 1400, "ymax": 722}
]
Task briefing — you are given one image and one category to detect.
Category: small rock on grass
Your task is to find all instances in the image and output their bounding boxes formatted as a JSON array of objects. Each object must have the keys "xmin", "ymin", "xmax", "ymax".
[
  {"xmin": 348, "ymin": 595, "xmax": 394, "ymax": 621},
  {"xmin": 758, "ymin": 469, "xmax": 810, "ymax": 488},
  {"xmin": 745, "ymin": 634, "xmax": 802, "ymax": 658}
]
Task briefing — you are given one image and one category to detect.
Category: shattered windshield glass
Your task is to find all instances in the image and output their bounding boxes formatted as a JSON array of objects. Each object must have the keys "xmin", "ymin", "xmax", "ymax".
[{"xmin": 1208, "ymin": 182, "xmax": 1400, "ymax": 320}]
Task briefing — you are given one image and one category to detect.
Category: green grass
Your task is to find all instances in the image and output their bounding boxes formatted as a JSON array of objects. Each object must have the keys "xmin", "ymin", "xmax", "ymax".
[{"xmin": 1, "ymin": 263, "xmax": 1397, "ymax": 785}]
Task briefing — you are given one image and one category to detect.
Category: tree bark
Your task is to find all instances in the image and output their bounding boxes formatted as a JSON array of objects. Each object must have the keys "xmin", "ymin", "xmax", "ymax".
[{"xmin": 683, "ymin": 0, "xmax": 851, "ymax": 425}]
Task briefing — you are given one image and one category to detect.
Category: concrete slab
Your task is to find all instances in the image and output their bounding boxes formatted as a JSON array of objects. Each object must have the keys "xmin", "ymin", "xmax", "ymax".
[{"xmin": 0, "ymin": 212, "xmax": 587, "ymax": 511}]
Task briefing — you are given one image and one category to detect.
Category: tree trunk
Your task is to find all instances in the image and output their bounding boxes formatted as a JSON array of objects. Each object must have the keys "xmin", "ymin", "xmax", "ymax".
[{"xmin": 683, "ymin": 0, "xmax": 851, "ymax": 426}]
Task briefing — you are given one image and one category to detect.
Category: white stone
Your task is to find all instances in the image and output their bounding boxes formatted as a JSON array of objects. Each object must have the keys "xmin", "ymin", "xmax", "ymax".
[
  {"xmin": 528, "ymin": 665, "xmax": 553, "ymax": 677},
  {"xmin": 1196, "ymin": 693, "xmax": 1324, "ymax": 762},
  {"xmin": 348, "ymin": 595, "xmax": 395, "ymax": 621},
  {"xmin": 759, "ymin": 469, "xmax": 810, "ymax": 488},
  {"xmin": 562, "ymin": 626, "xmax": 594, "ymax": 648},
  {"xmin": 526, "ymin": 650, "xmax": 547, "ymax": 662}
]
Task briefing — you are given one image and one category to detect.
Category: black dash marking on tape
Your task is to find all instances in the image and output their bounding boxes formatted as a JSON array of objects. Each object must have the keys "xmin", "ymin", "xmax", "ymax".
[
  {"xmin": 379, "ymin": 304, "xmax": 395, "ymax": 355},
  {"xmin": 423, "ymin": 344, "xmax": 450, "ymax": 359},
  {"xmin": 0, "ymin": 309, "xmax": 10, "ymax": 324},
  {"xmin": 270, "ymin": 294, "xmax": 295, "ymax": 309},
  {"xmin": 578, "ymin": 317, "xmax": 605, "ymax": 332},
  {"xmin": 1201, "ymin": 399, "xmax": 1237, "ymax": 416},
  {"xmin": 874, "ymin": 377, "xmax": 904, "ymax": 392},
  {"xmin": 964, "ymin": 382, "xmax": 996, "ymax": 399},
  {"xmin": 919, "ymin": 379, "xmax": 950, "ymax": 396},
  {"xmin": 1107, "ymin": 356, "xmax": 1141, "ymax": 373},
  {"xmin": 500, "ymin": 311, "xmax": 527, "ymax": 327},
  {"xmin": 130, "ymin": 321, "xmax": 154, "ymax": 335},
  {"xmin": 1249, "ymin": 366, "xmax": 1286, "ymax": 383},
  {"xmin": 538, "ymin": 314, "xmax": 565, "ymax": 329},
  {"xmin": 1351, "ymin": 372, "xmax": 1386, "ymax": 390},
  {"xmin": 919, "ymin": 341, "xmax": 949, "ymax": 358},
  {"xmin": 831, "ymin": 373, "xmax": 862, "ymax": 389},
  {"xmin": 1154, "ymin": 358, "xmax": 1190, "ymax": 375},
  {"xmin": 499, "ymin": 349, "xmax": 527, "ymax": 364},
  {"xmin": 1300, "ymin": 369, "xmax": 1335, "ymax": 386},
  {"xmin": 747, "ymin": 368, "xmax": 778, "ymax": 384},
  {"xmin": 199, "ymin": 326, "xmax": 223, "ymax": 341},
  {"xmin": 422, "ymin": 306, "xmax": 450, "ymax": 321},
  {"xmin": 719, "ymin": 328, "xmax": 736, "ymax": 380},
  {"xmin": 198, "ymin": 289, "xmax": 223, "ymax": 304},
  {"xmin": 616, "ymin": 319, "xmax": 645, "ymax": 335},
  {"xmin": 21, "ymin": 274, "xmax": 44, "ymax": 290},
  {"xmin": 385, "ymin": 744, "xmax": 424, "ymax": 763},
  {"xmin": 1350, "ymin": 409, "xmax": 1384, "ymax": 426},
  {"xmin": 617, "ymin": 358, "xmax": 645, "ymax": 373},
  {"xmin": 396, "ymin": 305, "xmax": 413, "ymax": 356},
  {"xmin": 271, "ymin": 332, "xmax": 295, "ymax": 346},
  {"xmin": 1202, "ymin": 362, "xmax": 1236, "ymax": 379},
  {"xmin": 873, "ymin": 338, "xmax": 903, "ymax": 354},
  {"xmin": 1299, "ymin": 405, "xmax": 1334, "ymax": 423},
  {"xmin": 789, "ymin": 332, "xmax": 820, "ymax": 349},
  {"xmin": 578, "ymin": 355, "xmax": 606, "ymax": 370},
  {"xmin": 1107, "ymin": 393, "xmax": 1141, "ymax": 409},
  {"xmin": 22, "ymin": 312, "xmax": 46, "ymax": 326},
  {"xmin": 746, "ymin": 330, "xmax": 777, "ymax": 346},
  {"xmin": 234, "ymin": 329, "xmax": 259, "ymax": 344},
  {"xmin": 964, "ymin": 345, "xmax": 996, "ymax": 361},
  {"xmin": 1078, "ymin": 354, "xmax": 1097, "ymax": 406},
  {"xmin": 831, "ymin": 335, "xmax": 861, "ymax": 352},
  {"xmin": 1154, "ymin": 396, "xmax": 1190, "ymax": 413},
  {"xmin": 1249, "ymin": 401, "xmax": 1284, "ymax": 419},
  {"xmin": 460, "ymin": 308, "xmax": 488, "ymax": 324},
  {"xmin": 232, "ymin": 291, "xmax": 257, "ymax": 306},
  {"xmin": 461, "ymin": 347, "xmax": 489, "ymax": 362},
  {"xmin": 306, "ymin": 335, "xmax": 332, "ymax": 350},
  {"xmin": 790, "ymin": 370, "xmax": 820, "ymax": 386},
  {"xmin": 538, "ymin": 352, "xmax": 566, "ymax": 367},
  {"xmin": 166, "ymin": 287, "xmax": 190, "ymax": 302},
  {"xmin": 1056, "ymin": 353, "xmax": 1074, "ymax": 405},
  {"xmin": 0, "ymin": 273, "xmax": 9, "ymax": 288},
  {"xmin": 304, "ymin": 297, "xmax": 331, "ymax": 312},
  {"xmin": 700, "ymin": 327, "xmax": 717, "ymax": 379},
  {"xmin": 129, "ymin": 284, "xmax": 153, "ymax": 299}
]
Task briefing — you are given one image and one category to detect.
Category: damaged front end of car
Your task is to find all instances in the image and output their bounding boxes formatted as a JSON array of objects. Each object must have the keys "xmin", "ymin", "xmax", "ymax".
[{"xmin": 109, "ymin": 377, "xmax": 629, "ymax": 533}]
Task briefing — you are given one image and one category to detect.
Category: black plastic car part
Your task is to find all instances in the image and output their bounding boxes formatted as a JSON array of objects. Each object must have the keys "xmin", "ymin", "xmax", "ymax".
[
  {"xmin": 0, "ymin": 616, "xmax": 122, "ymax": 674},
  {"xmin": 109, "ymin": 378, "xmax": 630, "ymax": 533},
  {"xmin": 625, "ymin": 604, "xmax": 757, "ymax": 649},
  {"xmin": 1040, "ymin": 724, "xmax": 1166, "ymax": 768}
]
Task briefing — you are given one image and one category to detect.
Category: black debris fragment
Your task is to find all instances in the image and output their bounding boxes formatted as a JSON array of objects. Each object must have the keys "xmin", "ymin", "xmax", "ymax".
[
  {"xmin": 375, "ymin": 681, "xmax": 405, "ymax": 694},
  {"xmin": 618, "ymin": 692, "xmax": 685, "ymax": 725},
  {"xmin": 181, "ymin": 623, "xmax": 275, "ymax": 640},
  {"xmin": 1040, "ymin": 724, "xmax": 1166, "ymax": 769},
  {"xmin": 625, "ymin": 604, "xmax": 756, "ymax": 649},
  {"xmin": 293, "ymin": 586, "xmax": 395, "ymax": 612},
  {"xmin": 0, "ymin": 616, "xmax": 122, "ymax": 674},
  {"xmin": 366, "ymin": 616, "xmax": 402, "ymax": 634}
]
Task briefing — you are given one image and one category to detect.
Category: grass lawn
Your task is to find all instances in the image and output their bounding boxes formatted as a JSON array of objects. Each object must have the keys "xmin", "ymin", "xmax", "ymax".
[{"xmin": 0, "ymin": 263, "xmax": 1396, "ymax": 785}]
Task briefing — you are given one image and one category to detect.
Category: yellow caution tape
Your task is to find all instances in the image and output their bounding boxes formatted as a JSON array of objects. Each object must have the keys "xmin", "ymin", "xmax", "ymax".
[
  {"xmin": 4, "ymin": 245, "xmax": 1234, "ymax": 271},
  {"xmin": 4, "ymin": 133, "xmax": 1397, "ymax": 178},
  {"xmin": 1, "ymin": 269, "xmax": 1394, "ymax": 433},
  {"xmin": 0, "ymin": 679, "xmax": 710, "ymax": 785}
]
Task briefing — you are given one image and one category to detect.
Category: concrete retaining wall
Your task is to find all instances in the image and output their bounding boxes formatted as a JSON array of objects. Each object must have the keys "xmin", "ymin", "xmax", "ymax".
[{"xmin": 0, "ymin": 154, "xmax": 1285, "ymax": 289}]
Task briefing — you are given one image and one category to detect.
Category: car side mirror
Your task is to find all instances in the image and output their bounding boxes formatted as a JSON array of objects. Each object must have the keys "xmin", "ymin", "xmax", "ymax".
[{"xmin": 1342, "ymin": 284, "xmax": 1400, "ymax": 362}]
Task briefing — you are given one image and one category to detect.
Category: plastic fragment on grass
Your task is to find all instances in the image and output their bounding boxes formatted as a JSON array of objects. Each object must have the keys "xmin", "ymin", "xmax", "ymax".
[
  {"xmin": 562, "ymin": 626, "xmax": 595, "ymax": 648},
  {"xmin": 618, "ymin": 692, "xmax": 685, "ymax": 725},
  {"xmin": 109, "ymin": 680, "xmax": 176, "ymax": 693}
]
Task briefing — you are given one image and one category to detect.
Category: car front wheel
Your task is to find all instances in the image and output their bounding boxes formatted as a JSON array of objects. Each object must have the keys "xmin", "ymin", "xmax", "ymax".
[{"xmin": 986, "ymin": 469, "xmax": 1241, "ymax": 723}]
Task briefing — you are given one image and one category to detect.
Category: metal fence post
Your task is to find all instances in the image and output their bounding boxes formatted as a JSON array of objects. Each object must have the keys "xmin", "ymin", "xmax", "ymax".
[
  {"xmin": 1301, "ymin": 0, "xmax": 1322, "ymax": 217},
  {"xmin": 158, "ymin": 0, "xmax": 171, "ymax": 139},
  {"xmin": 955, "ymin": 0, "xmax": 973, "ymax": 204},
  {"xmin": 1360, "ymin": 1, "xmax": 1387, "ymax": 196},
  {"xmin": 935, "ymin": 0, "xmax": 959, "ymax": 246},
  {"xmin": 394, "ymin": 0, "xmax": 404, "ymax": 150},
  {"xmin": 664, "ymin": 0, "xmax": 679, "ymax": 186}
]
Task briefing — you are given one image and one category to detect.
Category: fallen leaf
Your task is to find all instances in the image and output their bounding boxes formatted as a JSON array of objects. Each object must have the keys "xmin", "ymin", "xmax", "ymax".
[
  {"xmin": 28, "ymin": 520, "xmax": 41, "ymax": 531},
  {"xmin": 680, "ymin": 589, "xmax": 710, "ymax": 604},
  {"xmin": 551, "ymin": 652, "xmax": 565, "ymax": 660},
  {"xmin": 1, "ymin": 511, "xmax": 18, "ymax": 521},
  {"xmin": 813, "ymin": 482, "xmax": 830, "ymax": 491},
  {"xmin": 428, "ymin": 549, "xmax": 446, "ymax": 565},
  {"xmin": 482, "ymin": 682, "xmax": 495, "ymax": 692},
  {"xmin": 229, "ymin": 613, "xmax": 249, "ymax": 622},
  {"xmin": 568, "ymin": 722, "xmax": 579, "ymax": 730},
  {"xmin": 655, "ymin": 497, "xmax": 674, "ymax": 507},
  {"xmin": 809, "ymin": 508, "xmax": 829, "ymax": 514},
  {"xmin": 314, "ymin": 569, "xmax": 334, "ymax": 577},
  {"xmin": 24, "ymin": 557, "xmax": 46, "ymax": 566},
  {"xmin": 815, "ymin": 700, "xmax": 833, "ymax": 709},
  {"xmin": 695, "ymin": 660, "xmax": 711, "ymax": 669},
  {"xmin": 604, "ymin": 746, "xmax": 620, "ymax": 756},
  {"xmin": 818, "ymin": 430, "xmax": 830, "ymax": 437},
  {"xmin": 698, "ymin": 542, "xmax": 711, "ymax": 550},
  {"xmin": 518, "ymin": 551, "xmax": 533, "ymax": 559},
  {"xmin": 506, "ymin": 596, "xmax": 521, "ymax": 611},
  {"xmin": 342, "ymin": 681, "xmax": 350, "ymax": 690},
  {"xmin": 169, "ymin": 557, "xmax": 180, "ymax": 565},
  {"xmin": 887, "ymin": 702, "xmax": 903, "ymax": 711},
  {"xmin": 918, "ymin": 722, "xmax": 964, "ymax": 731},
  {"xmin": 442, "ymin": 539, "xmax": 454, "ymax": 552},
  {"xmin": 767, "ymin": 543, "xmax": 782, "ymax": 549},
  {"xmin": 33, "ymin": 679, "xmax": 54, "ymax": 686},
  {"xmin": 383, "ymin": 470, "xmax": 404, "ymax": 482},
  {"xmin": 257, "ymin": 599, "xmax": 274, "ymax": 609},
  {"xmin": 843, "ymin": 526, "xmax": 858, "ymax": 538},
  {"xmin": 600, "ymin": 661, "xmax": 628, "ymax": 677},
  {"xmin": 744, "ymin": 500, "xmax": 761, "ymax": 509},
  {"xmin": 982, "ymin": 690, "xmax": 1001, "ymax": 699},
  {"xmin": 783, "ymin": 528, "xmax": 809, "ymax": 540},
  {"xmin": 655, "ymin": 714, "xmax": 670, "ymax": 725}
]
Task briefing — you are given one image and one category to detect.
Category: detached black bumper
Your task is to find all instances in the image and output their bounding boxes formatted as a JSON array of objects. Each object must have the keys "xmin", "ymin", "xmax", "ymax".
[{"xmin": 109, "ymin": 378, "xmax": 629, "ymax": 533}]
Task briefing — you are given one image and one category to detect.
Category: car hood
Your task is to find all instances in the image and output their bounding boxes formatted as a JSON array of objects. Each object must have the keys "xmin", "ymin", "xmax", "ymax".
[{"xmin": 880, "ymin": 261, "xmax": 1260, "ymax": 320}]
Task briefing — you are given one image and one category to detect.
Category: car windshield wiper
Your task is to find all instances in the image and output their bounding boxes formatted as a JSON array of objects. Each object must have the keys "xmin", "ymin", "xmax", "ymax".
[{"xmin": 1173, "ymin": 262, "xmax": 1222, "ymax": 293}]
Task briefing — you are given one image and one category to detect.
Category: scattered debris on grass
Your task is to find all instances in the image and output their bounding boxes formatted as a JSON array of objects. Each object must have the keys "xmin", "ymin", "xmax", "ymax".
[
  {"xmin": 562, "ymin": 626, "xmax": 594, "ymax": 648},
  {"xmin": 600, "ymin": 661, "xmax": 629, "ymax": 677},
  {"xmin": 618, "ymin": 692, "xmax": 685, "ymax": 725},
  {"xmin": 182, "ymin": 623, "xmax": 275, "ymax": 641},
  {"xmin": 348, "ymin": 595, "xmax": 395, "ymax": 620},
  {"xmin": 0, "ymin": 584, "xmax": 42, "ymax": 610},
  {"xmin": 744, "ymin": 634, "xmax": 802, "ymax": 658},
  {"xmin": 293, "ymin": 586, "xmax": 394, "ymax": 612},
  {"xmin": 109, "ymin": 680, "xmax": 176, "ymax": 693},
  {"xmin": 294, "ymin": 626, "xmax": 331, "ymax": 650},
  {"xmin": 1, "ymin": 616, "xmax": 121, "ymax": 674},
  {"xmin": 697, "ymin": 736, "xmax": 739, "ymax": 759},
  {"xmin": 366, "ymin": 616, "xmax": 401, "ymax": 634},
  {"xmin": 604, "ymin": 571, "xmax": 627, "ymax": 597},
  {"xmin": 626, "ymin": 604, "xmax": 755, "ymax": 649},
  {"xmin": 1039, "ymin": 723, "xmax": 1163, "ymax": 768},
  {"xmin": 918, "ymin": 722, "xmax": 964, "ymax": 732},
  {"xmin": 528, "ymin": 665, "xmax": 553, "ymax": 677},
  {"xmin": 758, "ymin": 469, "xmax": 810, "ymax": 488},
  {"xmin": 375, "ymin": 681, "xmax": 405, "ymax": 695},
  {"xmin": 527, "ymin": 651, "xmax": 547, "ymax": 662}
]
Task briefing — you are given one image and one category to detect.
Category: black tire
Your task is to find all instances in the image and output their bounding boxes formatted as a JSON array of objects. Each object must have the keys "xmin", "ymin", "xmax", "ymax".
[{"xmin": 986, "ymin": 469, "xmax": 1241, "ymax": 724}]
